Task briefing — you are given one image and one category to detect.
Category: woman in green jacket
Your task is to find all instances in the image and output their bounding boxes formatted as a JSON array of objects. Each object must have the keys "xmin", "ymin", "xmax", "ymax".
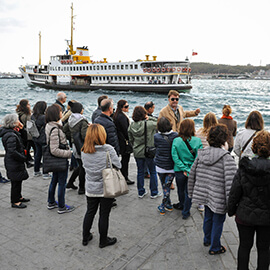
[
  {"xmin": 128, "ymin": 106, "xmax": 161, "ymax": 199},
  {"xmin": 172, "ymin": 119, "xmax": 203, "ymax": 219}
]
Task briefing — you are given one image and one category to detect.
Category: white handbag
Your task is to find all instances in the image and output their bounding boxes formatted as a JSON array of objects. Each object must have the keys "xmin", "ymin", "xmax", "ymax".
[{"xmin": 102, "ymin": 151, "xmax": 129, "ymax": 198}]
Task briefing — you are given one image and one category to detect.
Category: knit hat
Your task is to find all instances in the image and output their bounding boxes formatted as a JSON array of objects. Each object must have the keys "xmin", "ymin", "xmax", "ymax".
[{"xmin": 68, "ymin": 101, "xmax": 83, "ymax": 113}]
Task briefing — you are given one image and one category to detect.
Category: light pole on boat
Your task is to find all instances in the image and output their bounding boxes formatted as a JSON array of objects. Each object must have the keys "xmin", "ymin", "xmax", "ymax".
[{"xmin": 39, "ymin": 31, "xmax": 41, "ymax": 65}]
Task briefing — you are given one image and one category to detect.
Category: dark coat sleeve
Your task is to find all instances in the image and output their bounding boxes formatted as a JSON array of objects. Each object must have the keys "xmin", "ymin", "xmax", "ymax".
[
  {"xmin": 228, "ymin": 169, "xmax": 243, "ymax": 217},
  {"xmin": 5, "ymin": 135, "xmax": 27, "ymax": 162}
]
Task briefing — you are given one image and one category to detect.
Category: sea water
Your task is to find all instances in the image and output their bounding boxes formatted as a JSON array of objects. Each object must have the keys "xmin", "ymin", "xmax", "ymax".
[{"xmin": 0, "ymin": 78, "xmax": 269, "ymax": 134}]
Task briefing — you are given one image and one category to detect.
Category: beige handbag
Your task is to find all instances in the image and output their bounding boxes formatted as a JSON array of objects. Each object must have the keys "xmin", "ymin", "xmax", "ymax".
[{"xmin": 102, "ymin": 151, "xmax": 129, "ymax": 198}]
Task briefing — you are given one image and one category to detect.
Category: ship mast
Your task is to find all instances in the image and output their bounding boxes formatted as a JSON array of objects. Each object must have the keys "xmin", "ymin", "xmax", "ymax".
[
  {"xmin": 39, "ymin": 31, "xmax": 41, "ymax": 65},
  {"xmin": 69, "ymin": 3, "xmax": 75, "ymax": 55}
]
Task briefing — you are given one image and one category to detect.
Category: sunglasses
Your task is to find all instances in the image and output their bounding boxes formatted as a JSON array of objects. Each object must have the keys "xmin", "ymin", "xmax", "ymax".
[
  {"xmin": 170, "ymin": 98, "xmax": 179, "ymax": 101},
  {"xmin": 124, "ymin": 105, "xmax": 129, "ymax": 108}
]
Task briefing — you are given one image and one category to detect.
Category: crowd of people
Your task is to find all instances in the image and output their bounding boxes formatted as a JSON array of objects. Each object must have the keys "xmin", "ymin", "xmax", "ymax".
[{"xmin": 0, "ymin": 90, "xmax": 269, "ymax": 268}]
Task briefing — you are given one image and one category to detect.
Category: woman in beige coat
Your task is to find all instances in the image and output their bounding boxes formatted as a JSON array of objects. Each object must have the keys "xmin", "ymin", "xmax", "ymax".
[{"xmin": 45, "ymin": 104, "xmax": 74, "ymax": 214}]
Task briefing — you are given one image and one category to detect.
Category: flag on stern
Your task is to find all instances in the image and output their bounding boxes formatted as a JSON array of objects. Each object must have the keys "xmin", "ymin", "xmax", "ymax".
[{"xmin": 192, "ymin": 52, "xmax": 198, "ymax": 56}]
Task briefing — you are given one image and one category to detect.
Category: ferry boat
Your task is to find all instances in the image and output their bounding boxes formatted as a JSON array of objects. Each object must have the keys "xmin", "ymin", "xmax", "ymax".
[{"xmin": 19, "ymin": 4, "xmax": 192, "ymax": 93}]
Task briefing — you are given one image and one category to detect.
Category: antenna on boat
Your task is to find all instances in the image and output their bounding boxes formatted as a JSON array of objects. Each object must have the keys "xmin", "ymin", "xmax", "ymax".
[
  {"xmin": 39, "ymin": 31, "xmax": 41, "ymax": 65},
  {"xmin": 69, "ymin": 3, "xmax": 76, "ymax": 55}
]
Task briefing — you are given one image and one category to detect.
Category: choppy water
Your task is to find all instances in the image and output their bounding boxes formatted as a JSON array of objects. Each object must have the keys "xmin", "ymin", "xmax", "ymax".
[{"xmin": 0, "ymin": 78, "xmax": 269, "ymax": 136}]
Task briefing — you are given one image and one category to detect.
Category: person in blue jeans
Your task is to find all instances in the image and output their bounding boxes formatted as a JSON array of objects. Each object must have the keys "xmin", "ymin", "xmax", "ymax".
[
  {"xmin": 188, "ymin": 124, "xmax": 237, "ymax": 255},
  {"xmin": 154, "ymin": 117, "xmax": 178, "ymax": 215},
  {"xmin": 171, "ymin": 119, "xmax": 203, "ymax": 219},
  {"xmin": 128, "ymin": 106, "xmax": 161, "ymax": 199},
  {"xmin": 45, "ymin": 104, "xmax": 74, "ymax": 214}
]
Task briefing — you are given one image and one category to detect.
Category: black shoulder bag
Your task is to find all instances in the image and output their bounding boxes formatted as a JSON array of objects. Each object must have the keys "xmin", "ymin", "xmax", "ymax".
[
  {"xmin": 42, "ymin": 127, "xmax": 68, "ymax": 173},
  {"xmin": 184, "ymin": 139, "xmax": 196, "ymax": 158},
  {"xmin": 144, "ymin": 120, "xmax": 156, "ymax": 158}
]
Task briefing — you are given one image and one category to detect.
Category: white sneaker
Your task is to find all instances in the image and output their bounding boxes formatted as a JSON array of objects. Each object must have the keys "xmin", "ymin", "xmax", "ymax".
[
  {"xmin": 138, "ymin": 191, "xmax": 148, "ymax": 199},
  {"xmin": 150, "ymin": 191, "xmax": 162, "ymax": 199},
  {"xmin": 198, "ymin": 204, "xmax": 205, "ymax": 212},
  {"xmin": 34, "ymin": 171, "xmax": 42, "ymax": 177},
  {"xmin": 43, "ymin": 173, "xmax": 52, "ymax": 180}
]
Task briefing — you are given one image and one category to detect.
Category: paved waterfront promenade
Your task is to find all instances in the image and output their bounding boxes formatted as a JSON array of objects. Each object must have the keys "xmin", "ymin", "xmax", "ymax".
[{"xmin": 0, "ymin": 155, "xmax": 257, "ymax": 270}]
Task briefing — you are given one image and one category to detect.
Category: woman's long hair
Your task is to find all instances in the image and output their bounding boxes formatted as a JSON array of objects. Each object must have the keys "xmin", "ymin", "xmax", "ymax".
[
  {"xmin": 201, "ymin": 112, "xmax": 218, "ymax": 135},
  {"xmin": 16, "ymin": 99, "xmax": 30, "ymax": 115},
  {"xmin": 179, "ymin": 119, "xmax": 195, "ymax": 141},
  {"xmin": 82, "ymin": 124, "xmax": 107, "ymax": 154},
  {"xmin": 113, "ymin": 99, "xmax": 127, "ymax": 121},
  {"xmin": 33, "ymin": 101, "xmax": 47, "ymax": 117}
]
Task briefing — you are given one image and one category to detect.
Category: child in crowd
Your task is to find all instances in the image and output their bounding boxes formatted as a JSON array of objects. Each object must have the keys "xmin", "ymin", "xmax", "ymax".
[{"xmin": 154, "ymin": 117, "xmax": 178, "ymax": 215}]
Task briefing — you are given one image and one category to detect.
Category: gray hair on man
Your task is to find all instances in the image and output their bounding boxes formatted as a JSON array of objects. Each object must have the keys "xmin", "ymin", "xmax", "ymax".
[
  {"xmin": 2, "ymin": 114, "xmax": 18, "ymax": 128},
  {"xmin": 57, "ymin": 92, "xmax": 67, "ymax": 101},
  {"xmin": 100, "ymin": 98, "xmax": 113, "ymax": 112}
]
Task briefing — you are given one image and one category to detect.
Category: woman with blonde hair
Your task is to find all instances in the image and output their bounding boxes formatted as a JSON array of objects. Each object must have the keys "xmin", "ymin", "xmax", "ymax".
[
  {"xmin": 81, "ymin": 124, "xmax": 121, "ymax": 248},
  {"xmin": 228, "ymin": 130, "xmax": 270, "ymax": 269},
  {"xmin": 218, "ymin": 105, "xmax": 237, "ymax": 152}
]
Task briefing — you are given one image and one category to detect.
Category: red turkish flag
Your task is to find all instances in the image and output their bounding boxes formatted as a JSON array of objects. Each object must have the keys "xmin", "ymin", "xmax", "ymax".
[{"xmin": 192, "ymin": 52, "xmax": 198, "ymax": 56}]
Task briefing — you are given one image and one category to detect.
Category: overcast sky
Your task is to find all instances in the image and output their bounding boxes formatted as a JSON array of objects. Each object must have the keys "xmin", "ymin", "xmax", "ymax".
[{"xmin": 1, "ymin": 0, "xmax": 270, "ymax": 73}]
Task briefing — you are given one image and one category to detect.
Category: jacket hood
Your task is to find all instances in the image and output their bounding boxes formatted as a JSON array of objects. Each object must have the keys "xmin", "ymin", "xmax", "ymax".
[
  {"xmin": 129, "ymin": 121, "xmax": 145, "ymax": 137},
  {"xmin": 0, "ymin": 127, "xmax": 14, "ymax": 138},
  {"xmin": 240, "ymin": 157, "xmax": 270, "ymax": 186},
  {"xmin": 198, "ymin": 146, "xmax": 229, "ymax": 166},
  {"xmin": 68, "ymin": 113, "xmax": 86, "ymax": 128}
]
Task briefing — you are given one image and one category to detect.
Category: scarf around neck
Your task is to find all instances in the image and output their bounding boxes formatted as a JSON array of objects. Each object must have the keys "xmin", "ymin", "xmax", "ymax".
[{"xmin": 221, "ymin": 115, "xmax": 233, "ymax": 120}]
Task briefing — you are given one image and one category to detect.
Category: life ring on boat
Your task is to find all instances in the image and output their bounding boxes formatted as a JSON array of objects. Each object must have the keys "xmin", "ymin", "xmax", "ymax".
[
  {"xmin": 152, "ymin": 68, "xmax": 156, "ymax": 72},
  {"xmin": 162, "ymin": 67, "xmax": 166, "ymax": 72},
  {"xmin": 177, "ymin": 67, "xmax": 181, "ymax": 72},
  {"xmin": 147, "ymin": 68, "xmax": 151, "ymax": 73},
  {"xmin": 61, "ymin": 60, "xmax": 64, "ymax": 64},
  {"xmin": 172, "ymin": 67, "xmax": 176, "ymax": 72},
  {"xmin": 156, "ymin": 67, "xmax": 160, "ymax": 72},
  {"xmin": 143, "ymin": 68, "xmax": 147, "ymax": 72},
  {"xmin": 188, "ymin": 68, "xmax": 191, "ymax": 72},
  {"xmin": 183, "ymin": 68, "xmax": 187, "ymax": 72},
  {"xmin": 167, "ymin": 68, "xmax": 171, "ymax": 72}
]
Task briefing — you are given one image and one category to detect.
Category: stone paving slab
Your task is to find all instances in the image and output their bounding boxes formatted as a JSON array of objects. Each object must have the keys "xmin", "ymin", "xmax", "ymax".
[{"xmin": 0, "ymin": 156, "xmax": 257, "ymax": 270}]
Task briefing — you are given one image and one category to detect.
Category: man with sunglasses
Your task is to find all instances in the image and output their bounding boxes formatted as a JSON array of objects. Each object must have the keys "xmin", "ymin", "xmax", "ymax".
[{"xmin": 158, "ymin": 90, "xmax": 200, "ymax": 132}]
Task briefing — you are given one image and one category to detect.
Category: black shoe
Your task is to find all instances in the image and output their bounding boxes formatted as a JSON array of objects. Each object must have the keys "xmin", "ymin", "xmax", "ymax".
[
  {"xmin": 99, "ymin": 237, "xmax": 117, "ymax": 248},
  {"xmin": 82, "ymin": 233, "xmax": 93, "ymax": 246},
  {"xmin": 173, "ymin": 203, "xmax": 183, "ymax": 210},
  {"xmin": 126, "ymin": 179, "xmax": 135, "ymax": 185},
  {"xmin": 19, "ymin": 198, "xmax": 30, "ymax": 202},
  {"xmin": 112, "ymin": 202, "xmax": 117, "ymax": 208},
  {"xmin": 78, "ymin": 189, "xmax": 85, "ymax": 195},
  {"xmin": 66, "ymin": 183, "xmax": 78, "ymax": 190},
  {"xmin": 12, "ymin": 203, "xmax": 27, "ymax": 209},
  {"xmin": 26, "ymin": 162, "xmax": 34, "ymax": 168}
]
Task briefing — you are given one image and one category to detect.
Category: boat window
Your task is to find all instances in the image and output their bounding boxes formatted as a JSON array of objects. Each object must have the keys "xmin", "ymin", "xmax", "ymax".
[
  {"xmin": 108, "ymin": 65, "xmax": 111, "ymax": 70},
  {"xmin": 135, "ymin": 64, "xmax": 138, "ymax": 69},
  {"xmin": 83, "ymin": 66, "xmax": 85, "ymax": 71},
  {"xmin": 117, "ymin": 65, "xmax": 119, "ymax": 69},
  {"xmin": 101, "ymin": 66, "xmax": 103, "ymax": 70},
  {"xmin": 112, "ymin": 65, "xmax": 115, "ymax": 70},
  {"xmin": 97, "ymin": 66, "xmax": 99, "ymax": 70},
  {"xmin": 86, "ymin": 66, "xmax": 89, "ymax": 71},
  {"xmin": 80, "ymin": 67, "xmax": 82, "ymax": 71},
  {"xmin": 125, "ymin": 65, "xmax": 128, "ymax": 69},
  {"xmin": 123, "ymin": 77, "xmax": 126, "ymax": 81},
  {"xmin": 107, "ymin": 77, "xmax": 109, "ymax": 80},
  {"xmin": 130, "ymin": 65, "xmax": 133, "ymax": 69},
  {"xmin": 104, "ymin": 66, "xmax": 107, "ymax": 70},
  {"xmin": 136, "ymin": 76, "xmax": 140, "ymax": 81},
  {"xmin": 93, "ymin": 66, "xmax": 96, "ymax": 70},
  {"xmin": 90, "ymin": 66, "xmax": 92, "ymax": 70},
  {"xmin": 58, "ymin": 67, "xmax": 61, "ymax": 71},
  {"xmin": 96, "ymin": 77, "xmax": 98, "ymax": 80},
  {"xmin": 127, "ymin": 77, "xmax": 130, "ymax": 81},
  {"xmin": 103, "ymin": 77, "xmax": 105, "ymax": 81},
  {"xmin": 121, "ymin": 65, "xmax": 124, "ymax": 70}
]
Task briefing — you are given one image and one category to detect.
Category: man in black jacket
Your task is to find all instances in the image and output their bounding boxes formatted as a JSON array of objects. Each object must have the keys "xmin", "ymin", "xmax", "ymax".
[
  {"xmin": 94, "ymin": 99, "xmax": 120, "ymax": 155},
  {"xmin": 55, "ymin": 92, "xmax": 67, "ymax": 113},
  {"xmin": 91, "ymin": 95, "xmax": 108, "ymax": 123}
]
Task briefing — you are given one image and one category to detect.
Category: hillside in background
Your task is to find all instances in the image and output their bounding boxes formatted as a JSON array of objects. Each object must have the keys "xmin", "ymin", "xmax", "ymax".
[{"xmin": 190, "ymin": 62, "xmax": 270, "ymax": 74}]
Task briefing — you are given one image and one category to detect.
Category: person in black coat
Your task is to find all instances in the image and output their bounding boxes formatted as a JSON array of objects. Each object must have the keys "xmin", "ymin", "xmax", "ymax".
[
  {"xmin": 154, "ymin": 117, "xmax": 178, "ymax": 215},
  {"xmin": 94, "ymin": 99, "xmax": 120, "ymax": 155},
  {"xmin": 228, "ymin": 130, "xmax": 270, "ymax": 270},
  {"xmin": 113, "ymin": 100, "xmax": 134, "ymax": 185},
  {"xmin": 91, "ymin": 95, "xmax": 108, "ymax": 123},
  {"xmin": 31, "ymin": 101, "xmax": 48, "ymax": 178},
  {"xmin": 0, "ymin": 114, "xmax": 29, "ymax": 208}
]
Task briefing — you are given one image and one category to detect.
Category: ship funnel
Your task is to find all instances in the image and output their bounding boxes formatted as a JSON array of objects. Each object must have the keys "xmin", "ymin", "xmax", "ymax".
[
  {"xmin": 145, "ymin": 55, "xmax": 150, "ymax": 61},
  {"xmin": 103, "ymin": 58, "xmax": 107, "ymax": 63},
  {"xmin": 153, "ymin": 56, "xmax": 157, "ymax": 61}
]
